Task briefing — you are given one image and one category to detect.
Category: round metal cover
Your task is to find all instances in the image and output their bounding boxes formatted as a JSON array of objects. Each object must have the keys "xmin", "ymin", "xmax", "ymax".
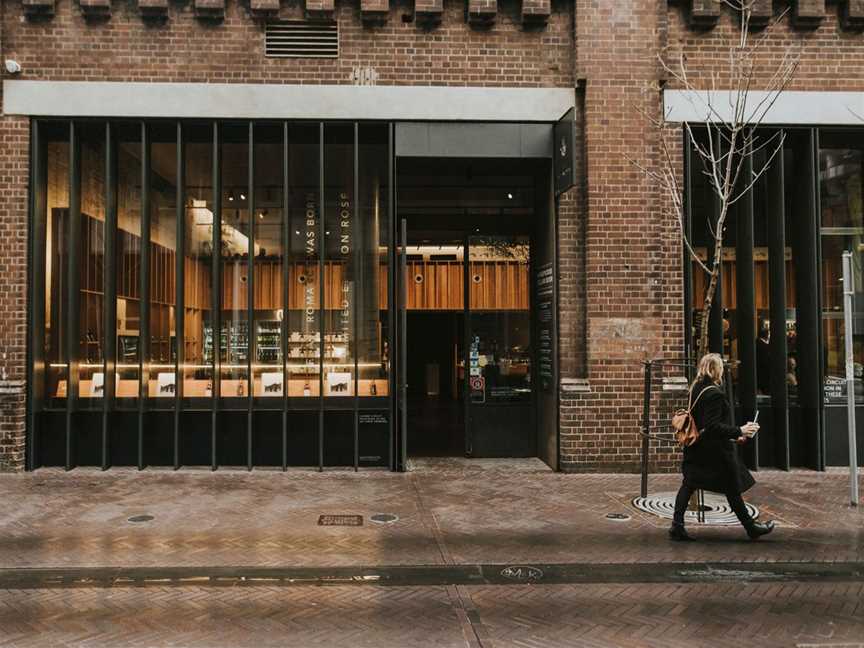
[
  {"xmin": 501, "ymin": 566, "xmax": 544, "ymax": 582},
  {"xmin": 370, "ymin": 513, "xmax": 399, "ymax": 524},
  {"xmin": 605, "ymin": 512, "xmax": 631, "ymax": 521},
  {"xmin": 127, "ymin": 514, "xmax": 154, "ymax": 523},
  {"xmin": 632, "ymin": 492, "xmax": 759, "ymax": 526}
]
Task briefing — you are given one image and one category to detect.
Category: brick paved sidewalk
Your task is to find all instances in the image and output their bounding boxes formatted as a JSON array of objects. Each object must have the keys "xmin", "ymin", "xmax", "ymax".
[{"xmin": 1, "ymin": 458, "xmax": 861, "ymax": 569}]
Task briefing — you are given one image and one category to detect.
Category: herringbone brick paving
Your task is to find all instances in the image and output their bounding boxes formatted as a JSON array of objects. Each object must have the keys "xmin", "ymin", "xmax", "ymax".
[
  {"xmin": 0, "ymin": 581, "xmax": 862, "ymax": 647},
  {"xmin": 0, "ymin": 459, "xmax": 862, "ymax": 568}
]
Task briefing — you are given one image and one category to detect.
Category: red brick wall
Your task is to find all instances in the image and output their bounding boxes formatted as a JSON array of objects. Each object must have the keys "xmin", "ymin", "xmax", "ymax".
[{"xmin": 0, "ymin": 1, "xmax": 574, "ymax": 88}]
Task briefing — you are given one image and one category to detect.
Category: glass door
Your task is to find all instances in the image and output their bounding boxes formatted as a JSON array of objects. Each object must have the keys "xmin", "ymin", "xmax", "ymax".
[{"xmin": 465, "ymin": 234, "xmax": 534, "ymax": 457}]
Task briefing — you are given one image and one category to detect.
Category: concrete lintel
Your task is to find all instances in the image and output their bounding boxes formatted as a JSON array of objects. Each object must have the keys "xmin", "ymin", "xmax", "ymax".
[
  {"xmin": 664, "ymin": 89, "xmax": 864, "ymax": 126},
  {"xmin": 3, "ymin": 81, "xmax": 575, "ymax": 123}
]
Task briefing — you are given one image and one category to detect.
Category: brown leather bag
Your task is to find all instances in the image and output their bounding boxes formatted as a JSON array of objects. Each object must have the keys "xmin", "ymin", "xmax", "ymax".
[{"xmin": 671, "ymin": 385, "xmax": 717, "ymax": 448}]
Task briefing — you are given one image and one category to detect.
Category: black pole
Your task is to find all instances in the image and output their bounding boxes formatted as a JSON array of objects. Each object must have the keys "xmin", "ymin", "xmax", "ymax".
[
  {"xmin": 767, "ymin": 135, "xmax": 790, "ymax": 470},
  {"xmin": 640, "ymin": 360, "xmax": 652, "ymax": 498}
]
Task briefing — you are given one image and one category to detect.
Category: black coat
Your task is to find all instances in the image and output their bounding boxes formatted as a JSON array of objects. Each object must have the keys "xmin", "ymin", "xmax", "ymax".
[{"xmin": 681, "ymin": 378, "xmax": 755, "ymax": 495}]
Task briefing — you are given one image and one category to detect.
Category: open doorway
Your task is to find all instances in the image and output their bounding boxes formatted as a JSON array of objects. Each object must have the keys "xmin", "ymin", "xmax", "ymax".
[{"xmin": 397, "ymin": 158, "xmax": 548, "ymax": 460}]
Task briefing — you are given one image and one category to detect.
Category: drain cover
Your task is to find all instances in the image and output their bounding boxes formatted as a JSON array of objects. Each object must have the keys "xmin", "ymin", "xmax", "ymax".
[
  {"xmin": 127, "ymin": 515, "xmax": 154, "ymax": 523},
  {"xmin": 370, "ymin": 513, "xmax": 399, "ymax": 524},
  {"xmin": 605, "ymin": 512, "xmax": 631, "ymax": 521},
  {"xmin": 318, "ymin": 515, "xmax": 363, "ymax": 527},
  {"xmin": 632, "ymin": 492, "xmax": 759, "ymax": 526}
]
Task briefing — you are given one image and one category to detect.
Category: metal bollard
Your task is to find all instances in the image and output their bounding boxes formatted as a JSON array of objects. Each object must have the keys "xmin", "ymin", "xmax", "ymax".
[{"xmin": 640, "ymin": 361, "xmax": 652, "ymax": 498}]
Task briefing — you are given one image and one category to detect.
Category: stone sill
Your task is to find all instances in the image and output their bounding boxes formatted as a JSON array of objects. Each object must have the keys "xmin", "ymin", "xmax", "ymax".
[{"xmin": 560, "ymin": 378, "xmax": 590, "ymax": 395}]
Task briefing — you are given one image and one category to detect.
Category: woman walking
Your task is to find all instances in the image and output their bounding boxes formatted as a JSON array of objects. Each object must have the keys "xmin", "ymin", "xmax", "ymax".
[{"xmin": 669, "ymin": 353, "xmax": 775, "ymax": 541}]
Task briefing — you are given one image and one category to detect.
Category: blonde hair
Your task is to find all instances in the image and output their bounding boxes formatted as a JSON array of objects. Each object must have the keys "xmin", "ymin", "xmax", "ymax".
[{"xmin": 694, "ymin": 353, "xmax": 724, "ymax": 387}]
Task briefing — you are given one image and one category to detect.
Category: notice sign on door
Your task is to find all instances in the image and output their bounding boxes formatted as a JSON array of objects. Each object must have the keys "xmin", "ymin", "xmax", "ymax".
[{"xmin": 470, "ymin": 375, "xmax": 485, "ymax": 403}]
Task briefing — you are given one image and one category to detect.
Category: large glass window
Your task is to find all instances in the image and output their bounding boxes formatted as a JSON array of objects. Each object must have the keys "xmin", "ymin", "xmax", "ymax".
[
  {"xmin": 42, "ymin": 123, "xmax": 70, "ymax": 407},
  {"xmin": 357, "ymin": 124, "xmax": 389, "ymax": 398},
  {"xmin": 819, "ymin": 137, "xmax": 864, "ymax": 403},
  {"xmin": 77, "ymin": 123, "xmax": 106, "ymax": 406},
  {"xmin": 324, "ymin": 124, "xmax": 355, "ymax": 399},
  {"xmin": 184, "ymin": 124, "xmax": 215, "ymax": 402},
  {"xmin": 148, "ymin": 124, "xmax": 178, "ymax": 403},
  {"xmin": 287, "ymin": 124, "xmax": 321, "ymax": 399},
  {"xmin": 32, "ymin": 119, "xmax": 393, "ymax": 469},
  {"xmin": 116, "ymin": 124, "xmax": 143, "ymax": 405},
  {"xmin": 219, "ymin": 123, "xmax": 250, "ymax": 402},
  {"xmin": 252, "ymin": 123, "xmax": 284, "ymax": 401}
]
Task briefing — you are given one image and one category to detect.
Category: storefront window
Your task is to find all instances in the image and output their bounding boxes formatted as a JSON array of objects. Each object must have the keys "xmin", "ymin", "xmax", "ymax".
[
  {"xmin": 287, "ymin": 124, "xmax": 321, "ymax": 398},
  {"xmin": 76, "ymin": 124, "xmax": 107, "ymax": 405},
  {"xmin": 252, "ymin": 123, "xmax": 284, "ymax": 400},
  {"xmin": 148, "ymin": 124, "xmax": 177, "ymax": 402},
  {"xmin": 819, "ymin": 138, "xmax": 864, "ymax": 403},
  {"xmin": 324, "ymin": 123, "xmax": 355, "ymax": 398},
  {"xmin": 43, "ymin": 123, "xmax": 70, "ymax": 406},
  {"xmin": 116, "ymin": 124, "xmax": 143, "ymax": 404},
  {"xmin": 358, "ymin": 124, "xmax": 389, "ymax": 398},
  {"xmin": 218, "ymin": 123, "xmax": 249, "ymax": 402}
]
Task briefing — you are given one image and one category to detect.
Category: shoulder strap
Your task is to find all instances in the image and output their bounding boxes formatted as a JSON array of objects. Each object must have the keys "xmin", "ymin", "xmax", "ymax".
[{"xmin": 687, "ymin": 385, "xmax": 718, "ymax": 414}]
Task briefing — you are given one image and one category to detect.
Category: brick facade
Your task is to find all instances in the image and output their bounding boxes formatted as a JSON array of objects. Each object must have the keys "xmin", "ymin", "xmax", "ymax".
[{"xmin": 2, "ymin": 1, "xmax": 864, "ymax": 472}]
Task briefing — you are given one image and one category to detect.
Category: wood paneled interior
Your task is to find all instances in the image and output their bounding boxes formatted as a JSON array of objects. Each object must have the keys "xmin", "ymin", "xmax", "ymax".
[
  {"xmin": 468, "ymin": 260, "xmax": 530, "ymax": 311},
  {"xmin": 691, "ymin": 256, "xmax": 798, "ymax": 311},
  {"xmin": 406, "ymin": 261, "xmax": 464, "ymax": 310}
]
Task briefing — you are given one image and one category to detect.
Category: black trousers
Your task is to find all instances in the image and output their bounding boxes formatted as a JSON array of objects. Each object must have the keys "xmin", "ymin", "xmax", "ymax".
[{"xmin": 673, "ymin": 481, "xmax": 752, "ymax": 527}]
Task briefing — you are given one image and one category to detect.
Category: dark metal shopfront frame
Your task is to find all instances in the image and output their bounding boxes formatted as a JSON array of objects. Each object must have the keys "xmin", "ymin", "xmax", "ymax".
[{"xmin": 27, "ymin": 119, "xmax": 397, "ymax": 472}]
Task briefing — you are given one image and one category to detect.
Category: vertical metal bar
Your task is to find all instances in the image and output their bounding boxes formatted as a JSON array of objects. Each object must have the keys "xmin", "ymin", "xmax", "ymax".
[
  {"xmin": 401, "ymin": 218, "xmax": 408, "ymax": 470},
  {"xmin": 174, "ymin": 122, "xmax": 185, "ymax": 470},
  {"xmin": 212, "ymin": 121, "xmax": 221, "ymax": 471},
  {"xmin": 463, "ymin": 230, "xmax": 470, "ymax": 457},
  {"xmin": 66, "ymin": 121, "xmax": 81, "ymax": 471},
  {"xmin": 319, "ymin": 122, "xmax": 325, "ymax": 473},
  {"xmin": 354, "ymin": 123, "xmax": 360, "ymax": 472},
  {"xmin": 736, "ymin": 143, "xmax": 758, "ymax": 469},
  {"xmin": 767, "ymin": 136, "xmax": 790, "ymax": 470},
  {"xmin": 139, "ymin": 122, "xmax": 150, "ymax": 470},
  {"xmin": 27, "ymin": 120, "xmax": 45, "ymax": 471},
  {"xmin": 640, "ymin": 361, "xmax": 652, "ymax": 498},
  {"xmin": 387, "ymin": 124, "xmax": 396, "ymax": 471},
  {"xmin": 247, "ymin": 122, "xmax": 255, "ymax": 471},
  {"xmin": 842, "ymin": 251, "xmax": 859, "ymax": 506},
  {"xmin": 103, "ymin": 121, "xmax": 118, "ymax": 471},
  {"xmin": 282, "ymin": 122, "xmax": 289, "ymax": 472}
]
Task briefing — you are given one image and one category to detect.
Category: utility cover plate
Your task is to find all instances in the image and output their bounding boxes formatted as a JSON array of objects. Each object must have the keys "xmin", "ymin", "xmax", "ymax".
[{"xmin": 318, "ymin": 515, "xmax": 363, "ymax": 527}]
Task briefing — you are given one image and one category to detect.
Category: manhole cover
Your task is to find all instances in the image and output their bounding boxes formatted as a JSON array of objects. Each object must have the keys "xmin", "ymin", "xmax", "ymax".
[
  {"xmin": 318, "ymin": 514, "xmax": 363, "ymax": 527},
  {"xmin": 501, "ymin": 566, "xmax": 544, "ymax": 582},
  {"xmin": 605, "ymin": 512, "xmax": 631, "ymax": 521},
  {"xmin": 127, "ymin": 515, "xmax": 154, "ymax": 523},
  {"xmin": 370, "ymin": 513, "xmax": 399, "ymax": 524},
  {"xmin": 632, "ymin": 492, "xmax": 759, "ymax": 526}
]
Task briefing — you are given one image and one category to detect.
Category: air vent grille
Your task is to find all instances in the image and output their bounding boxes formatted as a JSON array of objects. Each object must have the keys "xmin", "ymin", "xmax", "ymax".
[{"xmin": 265, "ymin": 20, "xmax": 338, "ymax": 58}]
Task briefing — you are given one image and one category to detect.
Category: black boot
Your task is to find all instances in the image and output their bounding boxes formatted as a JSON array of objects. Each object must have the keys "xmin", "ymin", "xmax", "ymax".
[
  {"xmin": 668, "ymin": 522, "xmax": 695, "ymax": 541},
  {"xmin": 745, "ymin": 520, "xmax": 775, "ymax": 540}
]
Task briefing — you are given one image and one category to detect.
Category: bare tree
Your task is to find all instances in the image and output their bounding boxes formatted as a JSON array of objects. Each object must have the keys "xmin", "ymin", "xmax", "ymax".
[{"xmin": 632, "ymin": 0, "xmax": 799, "ymax": 358}]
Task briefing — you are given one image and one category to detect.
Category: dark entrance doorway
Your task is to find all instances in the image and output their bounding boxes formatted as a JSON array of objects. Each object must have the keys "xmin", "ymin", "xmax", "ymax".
[{"xmin": 396, "ymin": 158, "xmax": 552, "ymax": 461}]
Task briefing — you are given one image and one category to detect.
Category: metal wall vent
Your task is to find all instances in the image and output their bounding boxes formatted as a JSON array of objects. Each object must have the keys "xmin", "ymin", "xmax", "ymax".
[{"xmin": 265, "ymin": 20, "xmax": 338, "ymax": 59}]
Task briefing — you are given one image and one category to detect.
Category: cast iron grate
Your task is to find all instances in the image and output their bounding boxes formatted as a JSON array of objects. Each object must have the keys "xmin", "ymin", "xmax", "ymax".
[
  {"xmin": 632, "ymin": 492, "xmax": 759, "ymax": 526},
  {"xmin": 318, "ymin": 514, "xmax": 363, "ymax": 527}
]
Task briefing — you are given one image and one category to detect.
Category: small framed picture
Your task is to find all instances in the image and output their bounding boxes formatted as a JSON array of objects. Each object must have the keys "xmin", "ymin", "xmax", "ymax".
[{"xmin": 261, "ymin": 372, "xmax": 283, "ymax": 396}]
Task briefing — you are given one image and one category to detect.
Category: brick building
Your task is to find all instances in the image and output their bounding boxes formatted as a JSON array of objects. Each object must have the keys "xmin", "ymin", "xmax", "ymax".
[{"xmin": 0, "ymin": 0, "xmax": 863, "ymax": 474}]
